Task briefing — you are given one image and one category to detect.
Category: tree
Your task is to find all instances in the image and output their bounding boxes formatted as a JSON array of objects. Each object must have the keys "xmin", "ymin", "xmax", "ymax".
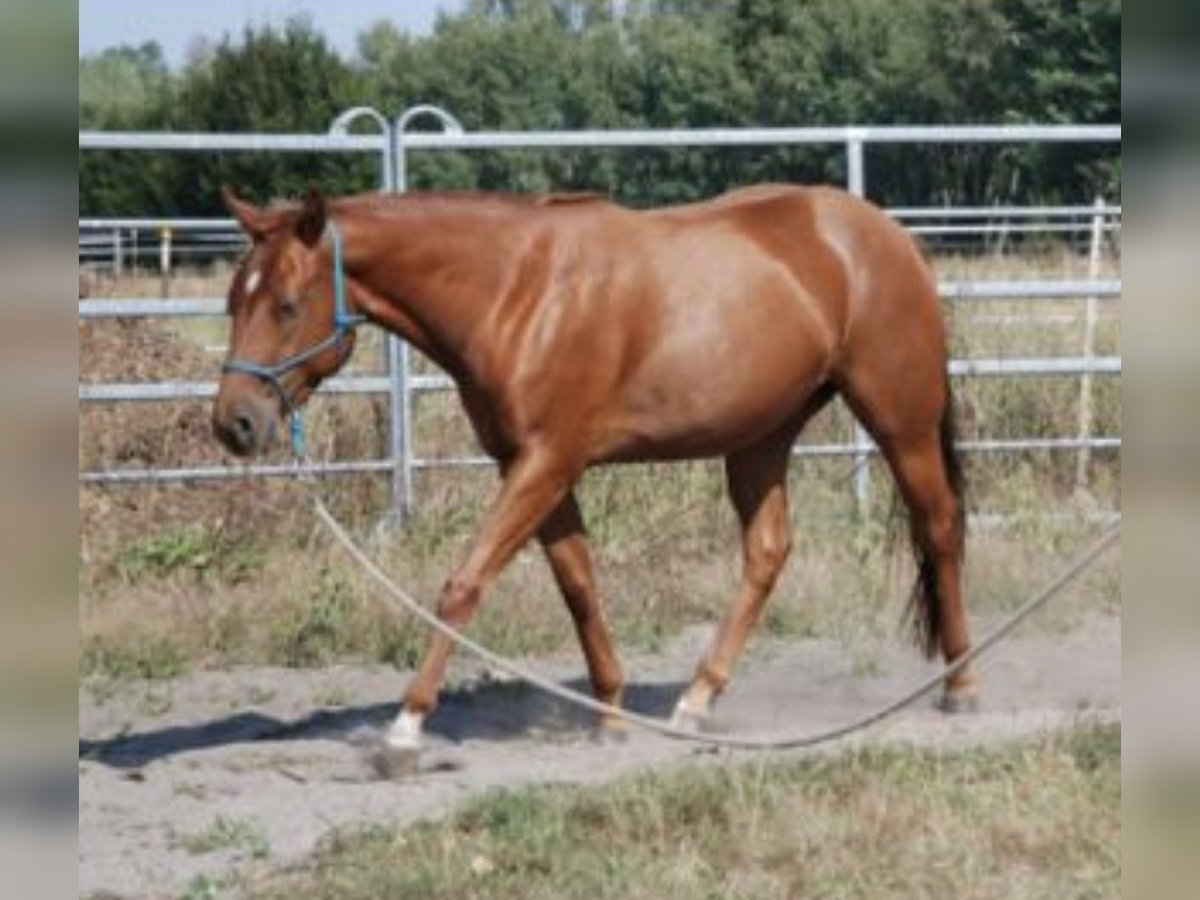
[
  {"xmin": 79, "ymin": 42, "xmax": 179, "ymax": 216},
  {"xmin": 170, "ymin": 17, "xmax": 376, "ymax": 211},
  {"xmin": 78, "ymin": 1, "xmax": 1121, "ymax": 216},
  {"xmin": 79, "ymin": 41, "xmax": 171, "ymax": 128}
]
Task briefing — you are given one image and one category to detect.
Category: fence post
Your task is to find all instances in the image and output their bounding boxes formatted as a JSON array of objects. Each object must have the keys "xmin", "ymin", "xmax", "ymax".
[
  {"xmin": 389, "ymin": 131, "xmax": 414, "ymax": 524},
  {"xmin": 112, "ymin": 228, "xmax": 123, "ymax": 277},
  {"xmin": 387, "ymin": 106, "xmax": 465, "ymax": 524},
  {"xmin": 158, "ymin": 227, "xmax": 172, "ymax": 298},
  {"xmin": 1075, "ymin": 196, "xmax": 1106, "ymax": 493},
  {"xmin": 845, "ymin": 133, "xmax": 872, "ymax": 514},
  {"xmin": 328, "ymin": 107, "xmax": 409, "ymax": 523}
]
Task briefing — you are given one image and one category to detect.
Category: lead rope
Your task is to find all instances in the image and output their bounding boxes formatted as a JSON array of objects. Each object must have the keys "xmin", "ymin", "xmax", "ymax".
[{"xmin": 311, "ymin": 488, "xmax": 1119, "ymax": 751}]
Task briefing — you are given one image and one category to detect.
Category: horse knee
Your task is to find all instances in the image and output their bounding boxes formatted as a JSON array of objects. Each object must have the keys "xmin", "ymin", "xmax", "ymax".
[{"xmin": 438, "ymin": 575, "xmax": 480, "ymax": 625}]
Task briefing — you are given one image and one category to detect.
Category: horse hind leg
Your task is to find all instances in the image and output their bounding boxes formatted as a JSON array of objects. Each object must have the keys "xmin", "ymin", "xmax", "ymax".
[
  {"xmin": 670, "ymin": 394, "xmax": 832, "ymax": 730},
  {"xmin": 883, "ymin": 424, "xmax": 977, "ymax": 710},
  {"xmin": 671, "ymin": 436, "xmax": 793, "ymax": 729},
  {"xmin": 842, "ymin": 370, "xmax": 977, "ymax": 711}
]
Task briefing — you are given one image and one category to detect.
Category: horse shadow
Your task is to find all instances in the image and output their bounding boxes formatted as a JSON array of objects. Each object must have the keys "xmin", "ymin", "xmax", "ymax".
[{"xmin": 78, "ymin": 676, "xmax": 687, "ymax": 770}]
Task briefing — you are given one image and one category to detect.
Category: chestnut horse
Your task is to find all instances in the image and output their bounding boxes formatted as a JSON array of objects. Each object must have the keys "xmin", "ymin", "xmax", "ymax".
[{"xmin": 213, "ymin": 184, "xmax": 975, "ymax": 753}]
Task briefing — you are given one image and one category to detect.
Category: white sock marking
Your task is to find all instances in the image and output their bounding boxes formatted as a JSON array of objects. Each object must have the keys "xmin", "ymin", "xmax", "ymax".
[{"xmin": 386, "ymin": 710, "xmax": 424, "ymax": 748}]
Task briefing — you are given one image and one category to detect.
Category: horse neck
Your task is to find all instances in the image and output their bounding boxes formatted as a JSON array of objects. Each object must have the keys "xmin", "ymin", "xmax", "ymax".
[{"xmin": 337, "ymin": 196, "xmax": 518, "ymax": 373}]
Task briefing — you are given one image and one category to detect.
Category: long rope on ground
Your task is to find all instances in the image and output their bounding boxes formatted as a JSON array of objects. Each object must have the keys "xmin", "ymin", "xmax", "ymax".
[{"xmin": 315, "ymin": 495, "xmax": 1119, "ymax": 751}]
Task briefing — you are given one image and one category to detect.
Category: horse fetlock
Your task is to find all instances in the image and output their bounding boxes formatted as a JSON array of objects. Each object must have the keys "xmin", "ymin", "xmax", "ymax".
[
  {"xmin": 938, "ymin": 672, "xmax": 980, "ymax": 714},
  {"xmin": 593, "ymin": 712, "xmax": 632, "ymax": 745}
]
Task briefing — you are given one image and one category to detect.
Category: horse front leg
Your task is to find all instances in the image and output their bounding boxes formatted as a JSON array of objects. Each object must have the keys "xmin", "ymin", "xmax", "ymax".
[{"xmin": 381, "ymin": 448, "xmax": 574, "ymax": 764}]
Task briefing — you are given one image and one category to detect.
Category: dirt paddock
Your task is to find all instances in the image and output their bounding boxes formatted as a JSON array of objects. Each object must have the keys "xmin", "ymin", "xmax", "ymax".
[{"xmin": 79, "ymin": 612, "xmax": 1119, "ymax": 899}]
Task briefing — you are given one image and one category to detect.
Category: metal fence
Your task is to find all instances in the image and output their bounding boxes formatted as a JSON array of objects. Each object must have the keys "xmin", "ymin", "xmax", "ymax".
[
  {"xmin": 79, "ymin": 204, "xmax": 1122, "ymax": 275},
  {"xmin": 78, "ymin": 115, "xmax": 1122, "ymax": 517}
]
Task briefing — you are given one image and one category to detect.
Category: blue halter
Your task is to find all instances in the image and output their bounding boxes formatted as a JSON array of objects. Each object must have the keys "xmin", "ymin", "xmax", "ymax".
[{"xmin": 222, "ymin": 224, "xmax": 363, "ymax": 457}]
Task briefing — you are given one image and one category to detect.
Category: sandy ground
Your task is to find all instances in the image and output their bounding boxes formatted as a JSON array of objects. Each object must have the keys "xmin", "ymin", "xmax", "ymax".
[{"xmin": 79, "ymin": 613, "xmax": 1120, "ymax": 899}]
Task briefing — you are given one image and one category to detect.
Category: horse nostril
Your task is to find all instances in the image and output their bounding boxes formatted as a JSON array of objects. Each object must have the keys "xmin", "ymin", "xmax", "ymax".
[{"xmin": 232, "ymin": 414, "xmax": 256, "ymax": 448}]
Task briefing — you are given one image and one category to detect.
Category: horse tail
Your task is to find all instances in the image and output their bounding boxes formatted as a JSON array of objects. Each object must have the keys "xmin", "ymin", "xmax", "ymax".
[{"xmin": 907, "ymin": 374, "xmax": 966, "ymax": 658}]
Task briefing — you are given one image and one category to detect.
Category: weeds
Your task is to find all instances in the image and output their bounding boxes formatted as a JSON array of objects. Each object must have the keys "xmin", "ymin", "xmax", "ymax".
[
  {"xmin": 179, "ymin": 875, "xmax": 221, "ymax": 900},
  {"xmin": 271, "ymin": 567, "xmax": 358, "ymax": 667},
  {"xmin": 178, "ymin": 816, "xmax": 270, "ymax": 860},
  {"xmin": 80, "ymin": 633, "xmax": 185, "ymax": 681},
  {"xmin": 110, "ymin": 525, "xmax": 265, "ymax": 587},
  {"xmin": 113, "ymin": 527, "xmax": 220, "ymax": 582}
]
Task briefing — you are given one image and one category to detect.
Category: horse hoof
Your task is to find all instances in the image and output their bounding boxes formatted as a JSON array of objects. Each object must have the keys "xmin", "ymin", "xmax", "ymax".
[
  {"xmin": 372, "ymin": 741, "xmax": 422, "ymax": 780},
  {"xmin": 668, "ymin": 701, "xmax": 710, "ymax": 734},
  {"xmin": 937, "ymin": 690, "xmax": 980, "ymax": 715},
  {"xmin": 590, "ymin": 723, "xmax": 631, "ymax": 746}
]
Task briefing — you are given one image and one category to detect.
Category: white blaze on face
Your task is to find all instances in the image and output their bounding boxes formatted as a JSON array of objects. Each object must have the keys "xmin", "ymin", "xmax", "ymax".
[{"xmin": 244, "ymin": 267, "xmax": 262, "ymax": 296}]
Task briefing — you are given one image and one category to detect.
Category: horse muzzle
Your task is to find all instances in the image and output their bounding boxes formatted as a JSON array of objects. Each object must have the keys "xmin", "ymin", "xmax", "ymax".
[{"xmin": 212, "ymin": 390, "xmax": 278, "ymax": 457}]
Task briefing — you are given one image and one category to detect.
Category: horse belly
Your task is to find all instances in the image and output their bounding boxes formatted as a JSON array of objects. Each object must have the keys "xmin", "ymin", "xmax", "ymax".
[{"xmin": 599, "ymin": 309, "xmax": 831, "ymax": 461}]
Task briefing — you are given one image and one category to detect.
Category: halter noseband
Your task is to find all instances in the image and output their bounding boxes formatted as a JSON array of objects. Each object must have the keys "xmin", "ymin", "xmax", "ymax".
[{"xmin": 222, "ymin": 223, "xmax": 363, "ymax": 457}]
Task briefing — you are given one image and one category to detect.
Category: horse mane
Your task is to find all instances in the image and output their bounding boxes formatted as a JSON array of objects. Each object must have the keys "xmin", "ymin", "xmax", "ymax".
[{"xmin": 532, "ymin": 191, "xmax": 609, "ymax": 207}]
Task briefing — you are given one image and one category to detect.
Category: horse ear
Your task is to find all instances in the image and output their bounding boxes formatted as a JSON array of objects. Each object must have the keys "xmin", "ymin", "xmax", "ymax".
[
  {"xmin": 295, "ymin": 185, "xmax": 327, "ymax": 247},
  {"xmin": 221, "ymin": 185, "xmax": 273, "ymax": 241}
]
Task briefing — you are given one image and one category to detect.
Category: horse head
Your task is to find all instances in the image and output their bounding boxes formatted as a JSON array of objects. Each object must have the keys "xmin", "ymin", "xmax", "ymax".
[{"xmin": 213, "ymin": 186, "xmax": 360, "ymax": 457}]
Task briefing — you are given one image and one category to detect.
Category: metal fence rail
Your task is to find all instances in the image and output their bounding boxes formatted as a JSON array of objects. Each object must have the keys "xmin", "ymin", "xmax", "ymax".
[
  {"xmin": 79, "ymin": 205, "xmax": 1122, "ymax": 272},
  {"xmin": 79, "ymin": 123, "xmax": 1120, "ymax": 152},
  {"xmin": 76, "ymin": 281, "xmax": 1122, "ymax": 321},
  {"xmin": 78, "ymin": 337, "xmax": 1123, "ymax": 487},
  {"xmin": 79, "ymin": 353, "xmax": 1122, "ymax": 405},
  {"xmin": 79, "ymin": 116, "xmax": 1122, "ymax": 515},
  {"xmin": 79, "ymin": 205, "xmax": 1122, "ymax": 229}
]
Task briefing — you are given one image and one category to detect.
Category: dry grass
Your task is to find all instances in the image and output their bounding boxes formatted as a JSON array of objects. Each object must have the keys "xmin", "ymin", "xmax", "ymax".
[
  {"xmin": 78, "ymin": 248, "xmax": 1121, "ymax": 682},
  {"xmin": 241, "ymin": 725, "xmax": 1120, "ymax": 900}
]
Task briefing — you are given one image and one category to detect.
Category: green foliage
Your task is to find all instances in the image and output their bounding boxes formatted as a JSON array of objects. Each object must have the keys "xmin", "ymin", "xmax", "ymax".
[
  {"xmin": 113, "ymin": 527, "xmax": 218, "ymax": 581},
  {"xmin": 111, "ymin": 525, "xmax": 263, "ymax": 585},
  {"xmin": 79, "ymin": 41, "xmax": 171, "ymax": 128},
  {"xmin": 78, "ymin": 1, "xmax": 1120, "ymax": 216},
  {"xmin": 168, "ymin": 16, "xmax": 376, "ymax": 210},
  {"xmin": 178, "ymin": 815, "xmax": 270, "ymax": 858},
  {"xmin": 180, "ymin": 874, "xmax": 221, "ymax": 900},
  {"xmin": 271, "ymin": 566, "xmax": 359, "ymax": 667},
  {"xmin": 81, "ymin": 633, "xmax": 185, "ymax": 680}
]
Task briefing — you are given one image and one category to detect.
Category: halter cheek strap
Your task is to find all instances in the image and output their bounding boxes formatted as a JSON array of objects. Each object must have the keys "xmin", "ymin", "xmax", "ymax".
[{"xmin": 222, "ymin": 223, "xmax": 363, "ymax": 457}]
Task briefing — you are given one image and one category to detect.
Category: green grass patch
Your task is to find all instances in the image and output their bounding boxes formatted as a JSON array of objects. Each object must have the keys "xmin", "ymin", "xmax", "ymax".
[
  {"xmin": 111, "ymin": 525, "xmax": 266, "ymax": 586},
  {"xmin": 249, "ymin": 726, "xmax": 1119, "ymax": 900},
  {"xmin": 80, "ymin": 632, "xmax": 186, "ymax": 681},
  {"xmin": 177, "ymin": 815, "xmax": 270, "ymax": 860}
]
